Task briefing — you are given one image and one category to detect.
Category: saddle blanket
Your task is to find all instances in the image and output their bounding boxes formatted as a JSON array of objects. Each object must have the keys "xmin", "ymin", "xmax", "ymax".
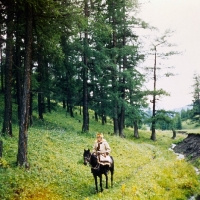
[{"xmin": 99, "ymin": 155, "xmax": 112, "ymax": 166}]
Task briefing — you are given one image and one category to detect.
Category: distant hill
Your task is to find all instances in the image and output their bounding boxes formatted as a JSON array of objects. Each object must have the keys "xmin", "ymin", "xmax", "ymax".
[{"xmin": 172, "ymin": 105, "xmax": 193, "ymax": 112}]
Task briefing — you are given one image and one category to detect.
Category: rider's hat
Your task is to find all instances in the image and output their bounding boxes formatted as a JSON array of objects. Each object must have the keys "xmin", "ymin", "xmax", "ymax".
[{"xmin": 96, "ymin": 132, "xmax": 103, "ymax": 138}]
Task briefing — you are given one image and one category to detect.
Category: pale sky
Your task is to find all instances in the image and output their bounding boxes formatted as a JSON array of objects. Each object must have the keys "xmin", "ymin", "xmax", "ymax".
[{"xmin": 137, "ymin": 0, "xmax": 200, "ymax": 110}]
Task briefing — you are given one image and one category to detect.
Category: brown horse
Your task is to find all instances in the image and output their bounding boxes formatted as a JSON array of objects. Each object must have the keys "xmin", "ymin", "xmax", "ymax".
[{"xmin": 83, "ymin": 149, "xmax": 114, "ymax": 192}]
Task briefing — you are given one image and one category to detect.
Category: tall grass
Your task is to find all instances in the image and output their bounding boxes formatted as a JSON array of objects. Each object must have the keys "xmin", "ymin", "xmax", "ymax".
[{"xmin": 0, "ymin": 106, "xmax": 200, "ymax": 199}]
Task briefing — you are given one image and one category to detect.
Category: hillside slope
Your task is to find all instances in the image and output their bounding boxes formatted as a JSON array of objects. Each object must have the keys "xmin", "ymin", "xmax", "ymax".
[{"xmin": 0, "ymin": 107, "xmax": 200, "ymax": 200}]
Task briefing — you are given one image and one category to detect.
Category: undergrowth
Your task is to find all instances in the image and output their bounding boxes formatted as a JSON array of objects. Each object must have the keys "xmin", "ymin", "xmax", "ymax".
[{"xmin": 0, "ymin": 106, "xmax": 200, "ymax": 199}]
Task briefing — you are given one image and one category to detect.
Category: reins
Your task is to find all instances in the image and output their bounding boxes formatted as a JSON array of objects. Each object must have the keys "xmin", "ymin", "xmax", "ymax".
[
  {"xmin": 85, "ymin": 154, "xmax": 100, "ymax": 170},
  {"xmin": 92, "ymin": 162, "xmax": 100, "ymax": 170}
]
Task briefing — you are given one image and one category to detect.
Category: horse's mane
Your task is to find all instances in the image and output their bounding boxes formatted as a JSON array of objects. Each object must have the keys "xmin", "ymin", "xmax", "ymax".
[{"xmin": 90, "ymin": 153, "xmax": 98, "ymax": 166}]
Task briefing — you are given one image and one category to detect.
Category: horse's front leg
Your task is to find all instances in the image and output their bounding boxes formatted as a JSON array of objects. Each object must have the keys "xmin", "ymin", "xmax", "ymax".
[
  {"xmin": 105, "ymin": 173, "xmax": 108, "ymax": 189},
  {"xmin": 94, "ymin": 175, "xmax": 98, "ymax": 193},
  {"xmin": 99, "ymin": 174, "xmax": 103, "ymax": 192}
]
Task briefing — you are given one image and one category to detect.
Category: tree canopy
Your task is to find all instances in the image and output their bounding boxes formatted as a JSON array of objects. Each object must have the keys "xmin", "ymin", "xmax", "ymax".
[{"xmin": 0, "ymin": 0, "xmax": 183, "ymax": 166}]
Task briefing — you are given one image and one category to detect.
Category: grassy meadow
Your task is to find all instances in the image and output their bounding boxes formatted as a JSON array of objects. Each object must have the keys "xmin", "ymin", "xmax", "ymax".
[
  {"xmin": 182, "ymin": 120, "xmax": 200, "ymax": 133},
  {"xmin": 0, "ymin": 104, "xmax": 200, "ymax": 199}
]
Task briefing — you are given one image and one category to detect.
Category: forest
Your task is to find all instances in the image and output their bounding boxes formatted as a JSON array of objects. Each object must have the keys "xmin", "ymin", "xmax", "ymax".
[{"xmin": 0, "ymin": 1, "xmax": 200, "ymax": 199}]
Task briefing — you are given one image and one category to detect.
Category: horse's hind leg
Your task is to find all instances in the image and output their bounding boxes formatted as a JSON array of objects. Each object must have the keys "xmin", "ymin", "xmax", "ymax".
[
  {"xmin": 111, "ymin": 172, "xmax": 113, "ymax": 188},
  {"xmin": 110, "ymin": 162, "xmax": 114, "ymax": 188},
  {"xmin": 110, "ymin": 168, "xmax": 114, "ymax": 188}
]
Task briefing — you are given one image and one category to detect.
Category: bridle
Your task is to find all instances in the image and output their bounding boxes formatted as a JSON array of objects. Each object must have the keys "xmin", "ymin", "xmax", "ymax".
[
  {"xmin": 84, "ymin": 155, "xmax": 90, "ymax": 165},
  {"xmin": 84, "ymin": 152, "xmax": 92, "ymax": 166}
]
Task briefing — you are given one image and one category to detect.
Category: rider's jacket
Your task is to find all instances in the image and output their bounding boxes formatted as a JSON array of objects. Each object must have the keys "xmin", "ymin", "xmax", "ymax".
[{"xmin": 92, "ymin": 139, "xmax": 111, "ymax": 155}]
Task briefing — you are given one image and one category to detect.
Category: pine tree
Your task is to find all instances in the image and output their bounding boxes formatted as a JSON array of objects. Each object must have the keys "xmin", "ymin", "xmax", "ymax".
[
  {"xmin": 17, "ymin": 1, "xmax": 33, "ymax": 167},
  {"xmin": 146, "ymin": 30, "xmax": 179, "ymax": 140},
  {"xmin": 190, "ymin": 73, "xmax": 200, "ymax": 124}
]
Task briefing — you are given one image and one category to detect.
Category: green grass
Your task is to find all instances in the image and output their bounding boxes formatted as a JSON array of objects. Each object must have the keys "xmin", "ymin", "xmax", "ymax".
[
  {"xmin": 182, "ymin": 119, "xmax": 200, "ymax": 133},
  {"xmin": 0, "ymin": 106, "xmax": 200, "ymax": 199}
]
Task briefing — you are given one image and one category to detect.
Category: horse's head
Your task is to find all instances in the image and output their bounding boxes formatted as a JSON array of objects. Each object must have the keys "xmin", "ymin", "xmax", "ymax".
[{"xmin": 83, "ymin": 149, "xmax": 91, "ymax": 165}]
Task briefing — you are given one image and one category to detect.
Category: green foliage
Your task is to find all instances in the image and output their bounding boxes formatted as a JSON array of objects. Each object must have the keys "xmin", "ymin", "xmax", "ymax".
[
  {"xmin": 181, "ymin": 108, "xmax": 191, "ymax": 121},
  {"xmin": 189, "ymin": 73, "xmax": 200, "ymax": 124},
  {"xmin": 174, "ymin": 113, "xmax": 182, "ymax": 130},
  {"xmin": 155, "ymin": 111, "xmax": 182, "ymax": 131},
  {"xmin": 0, "ymin": 158, "xmax": 9, "ymax": 168},
  {"xmin": 0, "ymin": 107, "xmax": 199, "ymax": 199}
]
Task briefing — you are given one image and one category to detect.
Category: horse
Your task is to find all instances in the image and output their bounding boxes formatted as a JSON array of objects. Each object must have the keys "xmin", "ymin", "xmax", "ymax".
[{"xmin": 83, "ymin": 149, "xmax": 114, "ymax": 192}]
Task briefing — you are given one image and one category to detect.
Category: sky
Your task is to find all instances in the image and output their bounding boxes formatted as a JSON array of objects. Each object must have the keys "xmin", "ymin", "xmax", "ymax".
[{"xmin": 136, "ymin": 0, "xmax": 200, "ymax": 111}]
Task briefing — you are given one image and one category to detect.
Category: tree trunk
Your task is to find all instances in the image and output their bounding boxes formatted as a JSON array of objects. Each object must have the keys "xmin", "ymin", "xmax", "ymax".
[
  {"xmin": 95, "ymin": 112, "xmax": 98, "ymax": 122},
  {"xmin": 69, "ymin": 106, "xmax": 74, "ymax": 117},
  {"xmin": 118, "ymin": 0, "xmax": 126, "ymax": 138},
  {"xmin": 171, "ymin": 128, "xmax": 176, "ymax": 139},
  {"xmin": 151, "ymin": 46, "xmax": 157, "ymax": 141},
  {"xmin": 29, "ymin": 90, "xmax": 33, "ymax": 126},
  {"xmin": 82, "ymin": 62, "xmax": 89, "ymax": 131},
  {"xmin": 102, "ymin": 114, "xmax": 106, "ymax": 125},
  {"xmin": 47, "ymin": 95, "xmax": 51, "ymax": 112},
  {"xmin": 17, "ymin": 2, "xmax": 33, "ymax": 167},
  {"xmin": 63, "ymin": 98, "xmax": 66, "ymax": 108},
  {"xmin": 67, "ymin": 101, "xmax": 69, "ymax": 113},
  {"xmin": 2, "ymin": 1, "xmax": 14, "ymax": 136},
  {"xmin": 15, "ymin": 34, "xmax": 23, "ymax": 124},
  {"xmin": 151, "ymin": 121, "xmax": 156, "ymax": 140},
  {"xmin": 38, "ymin": 92, "xmax": 44, "ymax": 120},
  {"xmin": 119, "ymin": 107, "xmax": 125, "ymax": 137},
  {"xmin": 133, "ymin": 121, "xmax": 139, "ymax": 138},
  {"xmin": 82, "ymin": 0, "xmax": 89, "ymax": 132},
  {"xmin": 113, "ymin": 104, "xmax": 119, "ymax": 135},
  {"xmin": 111, "ymin": 1, "xmax": 119, "ymax": 136},
  {"xmin": 13, "ymin": 8, "xmax": 23, "ymax": 125},
  {"xmin": 45, "ymin": 59, "xmax": 51, "ymax": 113}
]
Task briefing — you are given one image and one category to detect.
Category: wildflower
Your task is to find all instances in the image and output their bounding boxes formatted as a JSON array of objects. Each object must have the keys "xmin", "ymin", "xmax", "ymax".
[
  {"xmin": 121, "ymin": 184, "xmax": 126, "ymax": 193},
  {"xmin": 132, "ymin": 185, "xmax": 137, "ymax": 194}
]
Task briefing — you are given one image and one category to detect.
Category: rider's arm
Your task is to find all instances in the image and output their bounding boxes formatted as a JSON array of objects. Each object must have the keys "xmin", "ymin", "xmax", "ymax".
[{"xmin": 104, "ymin": 142, "xmax": 111, "ymax": 154}]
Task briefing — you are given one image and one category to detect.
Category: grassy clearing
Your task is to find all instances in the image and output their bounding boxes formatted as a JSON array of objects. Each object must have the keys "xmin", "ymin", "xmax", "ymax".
[
  {"xmin": 182, "ymin": 120, "xmax": 200, "ymax": 133},
  {"xmin": 0, "ymin": 107, "xmax": 200, "ymax": 200}
]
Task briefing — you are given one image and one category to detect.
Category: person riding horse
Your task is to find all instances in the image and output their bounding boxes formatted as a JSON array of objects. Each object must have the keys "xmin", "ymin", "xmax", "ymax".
[
  {"xmin": 83, "ymin": 133, "xmax": 114, "ymax": 192},
  {"xmin": 92, "ymin": 133, "xmax": 112, "ymax": 166}
]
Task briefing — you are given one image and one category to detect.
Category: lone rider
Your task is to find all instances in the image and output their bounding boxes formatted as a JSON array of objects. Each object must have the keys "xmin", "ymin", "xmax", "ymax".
[{"xmin": 92, "ymin": 133, "xmax": 112, "ymax": 164}]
